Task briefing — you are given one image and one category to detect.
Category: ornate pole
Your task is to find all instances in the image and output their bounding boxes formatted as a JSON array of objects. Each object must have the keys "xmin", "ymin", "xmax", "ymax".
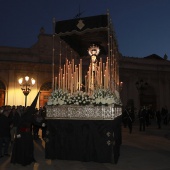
[
  {"xmin": 107, "ymin": 10, "xmax": 111, "ymax": 89},
  {"xmin": 52, "ymin": 17, "xmax": 56, "ymax": 91}
]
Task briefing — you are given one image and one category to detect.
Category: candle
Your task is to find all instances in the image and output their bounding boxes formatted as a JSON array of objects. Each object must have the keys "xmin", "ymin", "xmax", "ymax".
[
  {"xmin": 71, "ymin": 75, "xmax": 73, "ymax": 94},
  {"xmin": 98, "ymin": 63, "xmax": 100, "ymax": 86},
  {"xmin": 105, "ymin": 71, "xmax": 107, "ymax": 89},
  {"xmin": 58, "ymin": 73, "xmax": 60, "ymax": 88},
  {"xmin": 79, "ymin": 63, "xmax": 80, "ymax": 90},
  {"xmin": 63, "ymin": 76, "xmax": 65, "ymax": 91},
  {"xmin": 55, "ymin": 77, "xmax": 57, "ymax": 90},
  {"xmin": 87, "ymin": 71, "xmax": 89, "ymax": 94},
  {"xmin": 61, "ymin": 69, "xmax": 63, "ymax": 89},
  {"xmin": 72, "ymin": 59, "xmax": 74, "ymax": 74},
  {"xmin": 66, "ymin": 73, "xmax": 68, "ymax": 91},
  {"xmin": 64, "ymin": 64, "xmax": 65, "ymax": 76},
  {"xmin": 80, "ymin": 59, "xmax": 82, "ymax": 90},
  {"xmin": 104, "ymin": 74, "xmax": 106, "ymax": 89},
  {"xmin": 76, "ymin": 67, "xmax": 78, "ymax": 90},
  {"xmin": 74, "ymin": 71, "xmax": 76, "ymax": 92},
  {"xmin": 101, "ymin": 71, "xmax": 102, "ymax": 88},
  {"xmin": 89, "ymin": 65, "xmax": 91, "ymax": 93},
  {"xmin": 103, "ymin": 63, "xmax": 105, "ymax": 75},
  {"xmin": 68, "ymin": 66, "xmax": 71, "ymax": 90},
  {"xmin": 85, "ymin": 75, "xmax": 87, "ymax": 92}
]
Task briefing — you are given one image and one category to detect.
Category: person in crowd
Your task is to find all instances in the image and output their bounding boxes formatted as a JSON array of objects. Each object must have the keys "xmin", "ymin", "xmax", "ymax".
[
  {"xmin": 16, "ymin": 105, "xmax": 25, "ymax": 117},
  {"xmin": 161, "ymin": 106, "xmax": 168, "ymax": 125},
  {"xmin": 10, "ymin": 106, "xmax": 37, "ymax": 166},
  {"xmin": 124, "ymin": 107, "xmax": 134, "ymax": 134},
  {"xmin": 9, "ymin": 106, "xmax": 22, "ymax": 144},
  {"xmin": 138, "ymin": 106, "xmax": 146, "ymax": 131},
  {"xmin": 40, "ymin": 106, "xmax": 47, "ymax": 140},
  {"xmin": 11, "ymin": 91, "xmax": 40, "ymax": 166},
  {"xmin": 122, "ymin": 108, "xmax": 128, "ymax": 128},
  {"xmin": 0, "ymin": 108, "xmax": 12, "ymax": 158},
  {"xmin": 145, "ymin": 106, "xmax": 151, "ymax": 126},
  {"xmin": 32, "ymin": 109, "xmax": 43, "ymax": 140},
  {"xmin": 156, "ymin": 109, "xmax": 162, "ymax": 129}
]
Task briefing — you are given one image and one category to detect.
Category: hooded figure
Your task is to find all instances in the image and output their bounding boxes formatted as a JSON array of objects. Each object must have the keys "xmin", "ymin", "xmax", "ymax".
[{"xmin": 11, "ymin": 92, "xmax": 40, "ymax": 166}]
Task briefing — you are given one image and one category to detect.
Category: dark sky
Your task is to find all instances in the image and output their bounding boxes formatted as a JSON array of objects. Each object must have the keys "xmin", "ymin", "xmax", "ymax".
[{"xmin": 0, "ymin": 0, "xmax": 170, "ymax": 58}]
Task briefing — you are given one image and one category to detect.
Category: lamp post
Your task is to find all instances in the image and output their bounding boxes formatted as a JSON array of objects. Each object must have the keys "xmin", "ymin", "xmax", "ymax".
[
  {"xmin": 18, "ymin": 76, "xmax": 36, "ymax": 107},
  {"xmin": 135, "ymin": 79, "xmax": 148, "ymax": 107}
]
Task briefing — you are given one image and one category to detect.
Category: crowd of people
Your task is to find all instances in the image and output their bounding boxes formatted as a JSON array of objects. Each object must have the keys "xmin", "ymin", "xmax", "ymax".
[
  {"xmin": 0, "ymin": 104, "xmax": 170, "ymax": 166},
  {"xmin": 122, "ymin": 105, "xmax": 170, "ymax": 134},
  {"xmin": 0, "ymin": 105, "xmax": 47, "ymax": 166}
]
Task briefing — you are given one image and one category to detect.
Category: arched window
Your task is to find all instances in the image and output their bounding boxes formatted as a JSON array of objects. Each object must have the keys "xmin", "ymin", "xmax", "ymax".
[{"xmin": 39, "ymin": 82, "xmax": 52, "ymax": 107}]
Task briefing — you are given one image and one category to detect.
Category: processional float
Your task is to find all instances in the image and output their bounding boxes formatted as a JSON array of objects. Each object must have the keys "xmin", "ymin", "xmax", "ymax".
[
  {"xmin": 46, "ymin": 12, "xmax": 122, "ymax": 119},
  {"xmin": 45, "ymin": 13, "xmax": 123, "ymax": 164}
]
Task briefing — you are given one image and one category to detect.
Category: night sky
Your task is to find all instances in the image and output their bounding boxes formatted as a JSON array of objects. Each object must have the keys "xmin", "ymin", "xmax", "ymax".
[{"xmin": 0, "ymin": 0, "xmax": 170, "ymax": 58}]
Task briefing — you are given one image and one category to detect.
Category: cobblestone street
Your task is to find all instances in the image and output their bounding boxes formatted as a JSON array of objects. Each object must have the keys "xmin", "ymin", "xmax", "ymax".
[{"xmin": 0, "ymin": 120, "xmax": 170, "ymax": 170}]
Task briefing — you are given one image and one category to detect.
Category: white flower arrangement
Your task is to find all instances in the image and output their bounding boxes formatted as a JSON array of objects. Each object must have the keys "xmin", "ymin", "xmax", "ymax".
[
  {"xmin": 91, "ymin": 88, "xmax": 122, "ymax": 106},
  {"xmin": 47, "ymin": 89, "xmax": 69, "ymax": 106},
  {"xmin": 47, "ymin": 88, "xmax": 122, "ymax": 106},
  {"xmin": 47, "ymin": 90, "xmax": 91, "ymax": 106},
  {"xmin": 66, "ymin": 91, "xmax": 91, "ymax": 105}
]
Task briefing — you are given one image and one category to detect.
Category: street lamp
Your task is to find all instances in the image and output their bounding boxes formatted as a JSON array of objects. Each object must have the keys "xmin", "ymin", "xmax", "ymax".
[{"xmin": 18, "ymin": 76, "xmax": 36, "ymax": 107}]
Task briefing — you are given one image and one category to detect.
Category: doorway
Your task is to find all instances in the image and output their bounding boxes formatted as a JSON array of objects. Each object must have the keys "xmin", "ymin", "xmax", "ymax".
[{"xmin": 39, "ymin": 82, "xmax": 52, "ymax": 107}]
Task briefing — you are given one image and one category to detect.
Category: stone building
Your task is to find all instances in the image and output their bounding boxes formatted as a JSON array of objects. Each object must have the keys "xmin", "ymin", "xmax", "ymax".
[
  {"xmin": 0, "ymin": 29, "xmax": 79, "ymax": 108},
  {"xmin": 0, "ymin": 18, "xmax": 170, "ymax": 112},
  {"xmin": 119, "ymin": 54, "xmax": 170, "ymax": 113}
]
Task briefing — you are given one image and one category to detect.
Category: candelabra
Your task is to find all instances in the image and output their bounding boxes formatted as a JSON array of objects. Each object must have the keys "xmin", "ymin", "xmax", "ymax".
[{"xmin": 18, "ymin": 76, "xmax": 35, "ymax": 107}]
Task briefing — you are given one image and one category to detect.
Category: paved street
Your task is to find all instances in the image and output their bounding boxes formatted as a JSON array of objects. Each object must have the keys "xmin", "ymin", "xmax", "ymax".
[{"xmin": 0, "ymin": 120, "xmax": 170, "ymax": 170}]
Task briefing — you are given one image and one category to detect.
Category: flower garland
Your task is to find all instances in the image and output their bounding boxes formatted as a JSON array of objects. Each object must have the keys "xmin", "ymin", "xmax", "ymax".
[
  {"xmin": 47, "ymin": 88, "xmax": 122, "ymax": 106},
  {"xmin": 91, "ymin": 88, "xmax": 122, "ymax": 106}
]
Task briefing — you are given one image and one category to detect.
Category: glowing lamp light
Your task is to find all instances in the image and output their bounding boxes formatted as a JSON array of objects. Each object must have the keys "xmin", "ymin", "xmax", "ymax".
[{"xmin": 18, "ymin": 76, "xmax": 36, "ymax": 107}]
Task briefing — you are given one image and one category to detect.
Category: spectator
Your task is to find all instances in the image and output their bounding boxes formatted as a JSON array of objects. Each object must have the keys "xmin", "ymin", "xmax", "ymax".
[
  {"xmin": 161, "ymin": 106, "xmax": 168, "ymax": 125},
  {"xmin": 9, "ymin": 107, "xmax": 22, "ymax": 144},
  {"xmin": 138, "ymin": 106, "xmax": 146, "ymax": 131},
  {"xmin": 32, "ymin": 109, "xmax": 43, "ymax": 140},
  {"xmin": 123, "ymin": 107, "xmax": 134, "ymax": 133},
  {"xmin": 156, "ymin": 110, "xmax": 162, "ymax": 129},
  {"xmin": 0, "ymin": 109, "xmax": 11, "ymax": 158},
  {"xmin": 10, "ymin": 108, "xmax": 36, "ymax": 166},
  {"xmin": 40, "ymin": 107, "xmax": 47, "ymax": 140}
]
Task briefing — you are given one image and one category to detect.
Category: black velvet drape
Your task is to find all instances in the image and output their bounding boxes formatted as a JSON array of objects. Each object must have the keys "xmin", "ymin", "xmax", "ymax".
[{"xmin": 45, "ymin": 115, "xmax": 122, "ymax": 164}]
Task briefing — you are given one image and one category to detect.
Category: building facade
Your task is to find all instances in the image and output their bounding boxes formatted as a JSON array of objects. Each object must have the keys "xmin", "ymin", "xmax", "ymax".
[
  {"xmin": 0, "ymin": 30, "xmax": 78, "ymax": 108},
  {"xmin": 0, "ymin": 28, "xmax": 170, "ymax": 112},
  {"xmin": 119, "ymin": 54, "xmax": 170, "ymax": 112}
]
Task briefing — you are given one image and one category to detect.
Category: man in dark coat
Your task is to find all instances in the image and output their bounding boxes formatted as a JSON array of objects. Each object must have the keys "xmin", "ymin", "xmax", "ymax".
[
  {"xmin": 156, "ymin": 110, "xmax": 162, "ymax": 129},
  {"xmin": 11, "ymin": 92, "xmax": 40, "ymax": 166},
  {"xmin": 9, "ymin": 107, "xmax": 22, "ymax": 143},
  {"xmin": 0, "ymin": 109, "xmax": 11, "ymax": 158},
  {"xmin": 32, "ymin": 109, "xmax": 43, "ymax": 140},
  {"xmin": 123, "ymin": 108, "xmax": 134, "ymax": 134},
  {"xmin": 10, "ymin": 116, "xmax": 36, "ymax": 166},
  {"xmin": 139, "ymin": 106, "xmax": 146, "ymax": 131}
]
